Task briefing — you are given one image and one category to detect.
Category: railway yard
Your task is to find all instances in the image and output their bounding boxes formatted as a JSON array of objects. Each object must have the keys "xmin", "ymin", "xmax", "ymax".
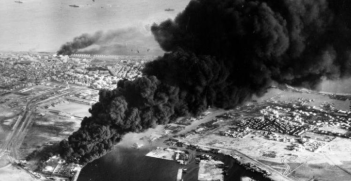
[{"xmin": 0, "ymin": 83, "xmax": 93, "ymax": 180}]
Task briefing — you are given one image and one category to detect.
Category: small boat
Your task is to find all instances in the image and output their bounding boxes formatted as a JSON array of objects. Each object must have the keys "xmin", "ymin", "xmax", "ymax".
[
  {"xmin": 14, "ymin": 1, "xmax": 23, "ymax": 3},
  {"xmin": 69, "ymin": 5, "xmax": 79, "ymax": 8},
  {"xmin": 165, "ymin": 8, "xmax": 174, "ymax": 11}
]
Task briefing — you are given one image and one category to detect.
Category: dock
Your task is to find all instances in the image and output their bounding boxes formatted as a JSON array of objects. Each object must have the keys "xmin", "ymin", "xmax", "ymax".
[
  {"xmin": 146, "ymin": 147, "xmax": 189, "ymax": 165},
  {"xmin": 72, "ymin": 167, "xmax": 82, "ymax": 181},
  {"xmin": 146, "ymin": 147, "xmax": 175, "ymax": 161},
  {"xmin": 198, "ymin": 160, "xmax": 224, "ymax": 181},
  {"xmin": 177, "ymin": 168, "xmax": 183, "ymax": 181},
  {"xmin": 196, "ymin": 144, "xmax": 294, "ymax": 181}
]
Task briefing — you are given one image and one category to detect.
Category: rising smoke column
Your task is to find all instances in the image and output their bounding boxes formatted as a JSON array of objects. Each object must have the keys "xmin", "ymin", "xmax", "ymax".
[
  {"xmin": 60, "ymin": 51, "xmax": 252, "ymax": 163},
  {"xmin": 60, "ymin": 0, "xmax": 351, "ymax": 164},
  {"xmin": 57, "ymin": 28, "xmax": 158, "ymax": 55},
  {"xmin": 57, "ymin": 31, "xmax": 104, "ymax": 55},
  {"xmin": 151, "ymin": 0, "xmax": 351, "ymax": 88}
]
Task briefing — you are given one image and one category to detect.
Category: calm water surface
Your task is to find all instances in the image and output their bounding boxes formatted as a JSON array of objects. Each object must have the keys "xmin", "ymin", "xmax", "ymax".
[{"xmin": 77, "ymin": 126, "xmax": 269, "ymax": 181}]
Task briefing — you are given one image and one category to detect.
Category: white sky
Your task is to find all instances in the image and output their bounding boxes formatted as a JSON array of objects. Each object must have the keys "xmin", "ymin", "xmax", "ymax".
[{"xmin": 0, "ymin": 0, "xmax": 189, "ymax": 52}]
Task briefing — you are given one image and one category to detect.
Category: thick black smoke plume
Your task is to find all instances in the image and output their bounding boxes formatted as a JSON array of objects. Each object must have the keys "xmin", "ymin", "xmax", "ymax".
[
  {"xmin": 60, "ymin": 0, "xmax": 351, "ymax": 164},
  {"xmin": 58, "ymin": 31, "xmax": 112, "ymax": 55},
  {"xmin": 152, "ymin": 0, "xmax": 351, "ymax": 88},
  {"xmin": 57, "ymin": 27, "xmax": 161, "ymax": 55}
]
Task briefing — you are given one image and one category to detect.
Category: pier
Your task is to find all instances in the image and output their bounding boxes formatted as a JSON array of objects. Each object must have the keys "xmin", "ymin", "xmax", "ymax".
[{"xmin": 176, "ymin": 168, "xmax": 183, "ymax": 181}]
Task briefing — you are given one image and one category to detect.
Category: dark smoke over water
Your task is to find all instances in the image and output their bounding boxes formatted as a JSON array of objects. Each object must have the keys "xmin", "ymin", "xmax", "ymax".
[
  {"xmin": 57, "ymin": 31, "xmax": 113, "ymax": 55},
  {"xmin": 59, "ymin": 0, "xmax": 351, "ymax": 164},
  {"xmin": 57, "ymin": 27, "xmax": 162, "ymax": 56}
]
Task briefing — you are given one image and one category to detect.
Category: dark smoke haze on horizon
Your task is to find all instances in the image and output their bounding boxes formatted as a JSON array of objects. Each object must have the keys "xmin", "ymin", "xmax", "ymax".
[
  {"xmin": 59, "ymin": 0, "xmax": 351, "ymax": 164},
  {"xmin": 57, "ymin": 27, "xmax": 163, "ymax": 56}
]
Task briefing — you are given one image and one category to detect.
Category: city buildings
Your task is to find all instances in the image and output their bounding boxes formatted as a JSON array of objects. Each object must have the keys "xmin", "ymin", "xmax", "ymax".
[{"xmin": 0, "ymin": 52, "xmax": 152, "ymax": 92}]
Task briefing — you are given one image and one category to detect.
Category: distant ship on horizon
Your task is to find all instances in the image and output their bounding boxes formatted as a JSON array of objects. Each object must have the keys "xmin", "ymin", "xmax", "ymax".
[
  {"xmin": 69, "ymin": 5, "xmax": 79, "ymax": 8},
  {"xmin": 165, "ymin": 8, "xmax": 174, "ymax": 11},
  {"xmin": 14, "ymin": 1, "xmax": 23, "ymax": 3}
]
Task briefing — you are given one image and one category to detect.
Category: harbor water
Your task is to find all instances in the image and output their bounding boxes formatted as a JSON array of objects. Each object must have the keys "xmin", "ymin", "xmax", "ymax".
[{"xmin": 77, "ymin": 128, "xmax": 268, "ymax": 181}]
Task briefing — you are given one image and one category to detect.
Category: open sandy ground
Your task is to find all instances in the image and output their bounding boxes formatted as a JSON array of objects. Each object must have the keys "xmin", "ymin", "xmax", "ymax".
[{"xmin": 0, "ymin": 164, "xmax": 36, "ymax": 181}]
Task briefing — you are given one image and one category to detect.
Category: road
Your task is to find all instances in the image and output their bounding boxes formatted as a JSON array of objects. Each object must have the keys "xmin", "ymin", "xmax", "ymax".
[
  {"xmin": 0, "ymin": 96, "xmax": 36, "ymax": 161},
  {"xmin": 0, "ymin": 87, "xmax": 82, "ymax": 162},
  {"xmin": 281, "ymin": 157, "xmax": 290, "ymax": 175}
]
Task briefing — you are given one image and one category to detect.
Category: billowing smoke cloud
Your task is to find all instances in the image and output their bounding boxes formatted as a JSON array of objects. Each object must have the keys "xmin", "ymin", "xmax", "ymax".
[
  {"xmin": 59, "ymin": 0, "xmax": 351, "ymax": 164},
  {"xmin": 57, "ymin": 27, "xmax": 162, "ymax": 55},
  {"xmin": 319, "ymin": 77, "xmax": 351, "ymax": 94},
  {"xmin": 151, "ymin": 0, "xmax": 351, "ymax": 88}
]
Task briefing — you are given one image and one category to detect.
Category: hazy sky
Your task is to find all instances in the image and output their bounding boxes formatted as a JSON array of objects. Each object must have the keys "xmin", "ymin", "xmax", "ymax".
[
  {"xmin": 1, "ymin": 0, "xmax": 350, "ymax": 93},
  {"xmin": 0, "ymin": 0, "xmax": 189, "ymax": 52}
]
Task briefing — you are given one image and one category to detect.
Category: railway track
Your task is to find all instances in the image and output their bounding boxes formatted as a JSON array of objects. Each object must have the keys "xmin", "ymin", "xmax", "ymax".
[
  {"xmin": 281, "ymin": 157, "xmax": 290, "ymax": 175},
  {"xmin": 1, "ymin": 110, "xmax": 33, "ymax": 159},
  {"xmin": 0, "ymin": 87, "xmax": 82, "ymax": 162}
]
